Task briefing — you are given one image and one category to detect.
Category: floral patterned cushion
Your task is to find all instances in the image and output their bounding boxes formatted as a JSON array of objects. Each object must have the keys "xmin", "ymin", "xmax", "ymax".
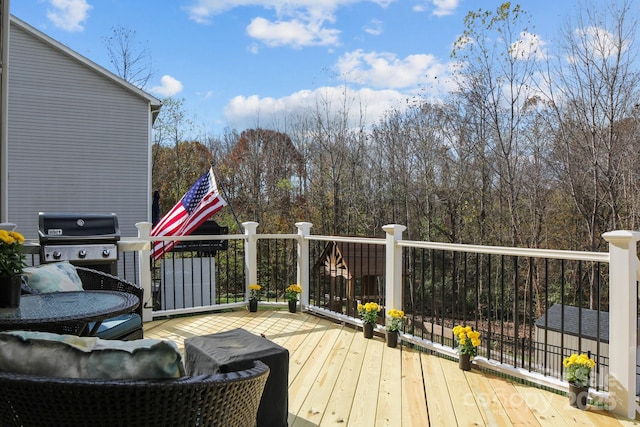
[
  {"xmin": 0, "ymin": 331, "xmax": 185, "ymax": 379},
  {"xmin": 23, "ymin": 262, "xmax": 83, "ymax": 293}
]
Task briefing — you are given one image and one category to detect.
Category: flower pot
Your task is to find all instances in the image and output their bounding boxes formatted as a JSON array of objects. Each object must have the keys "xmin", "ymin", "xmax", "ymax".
[
  {"xmin": 363, "ymin": 322, "xmax": 374, "ymax": 338},
  {"xmin": 459, "ymin": 353, "xmax": 471, "ymax": 371},
  {"xmin": 0, "ymin": 275, "xmax": 20, "ymax": 308},
  {"xmin": 249, "ymin": 299, "xmax": 258, "ymax": 312},
  {"xmin": 288, "ymin": 299, "xmax": 297, "ymax": 313},
  {"xmin": 386, "ymin": 330, "xmax": 398, "ymax": 348},
  {"xmin": 569, "ymin": 383, "xmax": 588, "ymax": 410}
]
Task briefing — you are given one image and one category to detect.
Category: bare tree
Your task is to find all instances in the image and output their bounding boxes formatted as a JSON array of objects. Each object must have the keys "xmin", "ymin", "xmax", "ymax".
[
  {"xmin": 103, "ymin": 25, "xmax": 153, "ymax": 89},
  {"xmin": 545, "ymin": 0, "xmax": 639, "ymax": 251},
  {"xmin": 452, "ymin": 2, "xmax": 542, "ymax": 247}
]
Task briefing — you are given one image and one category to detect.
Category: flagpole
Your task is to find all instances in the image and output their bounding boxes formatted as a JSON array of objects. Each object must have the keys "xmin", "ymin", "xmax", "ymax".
[{"xmin": 210, "ymin": 161, "xmax": 243, "ymax": 232}]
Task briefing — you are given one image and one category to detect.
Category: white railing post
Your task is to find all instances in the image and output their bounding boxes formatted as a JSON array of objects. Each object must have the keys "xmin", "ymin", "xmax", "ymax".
[
  {"xmin": 296, "ymin": 222, "xmax": 312, "ymax": 309},
  {"xmin": 135, "ymin": 222, "xmax": 153, "ymax": 322},
  {"xmin": 382, "ymin": 224, "xmax": 406, "ymax": 312},
  {"xmin": 243, "ymin": 222, "xmax": 259, "ymax": 301},
  {"xmin": 602, "ymin": 230, "xmax": 640, "ymax": 419}
]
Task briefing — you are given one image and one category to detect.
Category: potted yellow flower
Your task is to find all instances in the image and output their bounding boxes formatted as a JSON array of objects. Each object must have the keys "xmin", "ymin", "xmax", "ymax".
[
  {"xmin": 452, "ymin": 325, "xmax": 481, "ymax": 371},
  {"xmin": 285, "ymin": 284, "xmax": 302, "ymax": 313},
  {"xmin": 385, "ymin": 308, "xmax": 404, "ymax": 348},
  {"xmin": 357, "ymin": 302, "xmax": 380, "ymax": 338},
  {"xmin": 0, "ymin": 230, "xmax": 26, "ymax": 308},
  {"xmin": 248, "ymin": 284, "xmax": 261, "ymax": 312},
  {"xmin": 563, "ymin": 353, "xmax": 595, "ymax": 410}
]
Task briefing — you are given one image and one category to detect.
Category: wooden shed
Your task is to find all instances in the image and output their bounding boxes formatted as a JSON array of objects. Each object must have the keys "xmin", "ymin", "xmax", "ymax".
[{"xmin": 314, "ymin": 241, "xmax": 385, "ymax": 314}]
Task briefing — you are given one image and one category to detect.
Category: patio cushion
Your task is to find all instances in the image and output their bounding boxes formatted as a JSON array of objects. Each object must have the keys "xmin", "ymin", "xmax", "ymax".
[
  {"xmin": 22, "ymin": 262, "xmax": 83, "ymax": 293},
  {"xmin": 90, "ymin": 313, "xmax": 142, "ymax": 340},
  {"xmin": 0, "ymin": 331, "xmax": 184, "ymax": 379}
]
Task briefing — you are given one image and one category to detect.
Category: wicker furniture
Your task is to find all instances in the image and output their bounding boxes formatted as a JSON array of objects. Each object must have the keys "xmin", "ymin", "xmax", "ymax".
[
  {"xmin": 0, "ymin": 360, "xmax": 270, "ymax": 427},
  {"xmin": 76, "ymin": 266, "xmax": 144, "ymax": 340},
  {"xmin": 0, "ymin": 291, "xmax": 139, "ymax": 335},
  {"xmin": 18, "ymin": 266, "xmax": 144, "ymax": 340},
  {"xmin": 185, "ymin": 328, "xmax": 289, "ymax": 427}
]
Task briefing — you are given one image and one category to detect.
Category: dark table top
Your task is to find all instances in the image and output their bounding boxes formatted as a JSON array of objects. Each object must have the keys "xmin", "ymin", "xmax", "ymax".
[{"xmin": 0, "ymin": 291, "xmax": 139, "ymax": 335}]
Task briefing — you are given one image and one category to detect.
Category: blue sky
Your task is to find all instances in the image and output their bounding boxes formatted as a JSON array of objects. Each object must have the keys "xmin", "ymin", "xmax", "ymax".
[{"xmin": 10, "ymin": 0, "xmax": 616, "ymax": 136}]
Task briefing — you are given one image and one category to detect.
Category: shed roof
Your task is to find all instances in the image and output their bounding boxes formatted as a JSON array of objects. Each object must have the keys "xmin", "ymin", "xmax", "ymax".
[{"xmin": 535, "ymin": 304, "xmax": 609, "ymax": 343}]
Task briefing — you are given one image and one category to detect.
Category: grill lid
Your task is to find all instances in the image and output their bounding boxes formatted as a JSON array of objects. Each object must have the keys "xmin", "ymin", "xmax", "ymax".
[{"xmin": 38, "ymin": 213, "xmax": 120, "ymax": 244}]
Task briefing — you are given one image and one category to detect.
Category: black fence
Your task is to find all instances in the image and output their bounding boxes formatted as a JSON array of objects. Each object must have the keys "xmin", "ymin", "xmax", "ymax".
[{"xmin": 403, "ymin": 247, "xmax": 610, "ymax": 390}]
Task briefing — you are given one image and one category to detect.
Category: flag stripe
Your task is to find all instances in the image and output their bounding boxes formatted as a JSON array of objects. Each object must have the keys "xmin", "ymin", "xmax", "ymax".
[{"xmin": 150, "ymin": 168, "xmax": 227, "ymax": 261}]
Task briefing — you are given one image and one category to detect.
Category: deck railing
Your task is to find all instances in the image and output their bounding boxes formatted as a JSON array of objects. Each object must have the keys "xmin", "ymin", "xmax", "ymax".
[{"xmin": 24, "ymin": 222, "xmax": 639, "ymax": 419}]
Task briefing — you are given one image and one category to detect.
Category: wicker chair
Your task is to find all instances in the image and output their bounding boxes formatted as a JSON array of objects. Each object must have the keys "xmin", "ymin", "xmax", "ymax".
[{"xmin": 0, "ymin": 360, "xmax": 270, "ymax": 427}]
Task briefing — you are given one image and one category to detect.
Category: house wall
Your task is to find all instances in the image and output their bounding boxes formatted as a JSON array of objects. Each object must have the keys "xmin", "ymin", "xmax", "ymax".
[{"xmin": 6, "ymin": 21, "xmax": 151, "ymax": 240}]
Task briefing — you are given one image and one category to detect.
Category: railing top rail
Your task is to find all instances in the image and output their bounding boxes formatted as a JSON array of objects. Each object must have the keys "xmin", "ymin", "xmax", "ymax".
[
  {"xmin": 148, "ymin": 234, "xmax": 246, "ymax": 242},
  {"xmin": 399, "ymin": 239, "xmax": 610, "ymax": 262},
  {"xmin": 256, "ymin": 234, "xmax": 299, "ymax": 240},
  {"xmin": 304, "ymin": 235, "xmax": 386, "ymax": 245}
]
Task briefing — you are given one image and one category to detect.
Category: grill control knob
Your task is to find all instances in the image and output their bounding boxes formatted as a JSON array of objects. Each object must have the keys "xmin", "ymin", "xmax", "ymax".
[
  {"xmin": 78, "ymin": 250, "xmax": 87, "ymax": 259},
  {"xmin": 102, "ymin": 249, "xmax": 111, "ymax": 258},
  {"xmin": 52, "ymin": 250, "xmax": 62, "ymax": 260}
]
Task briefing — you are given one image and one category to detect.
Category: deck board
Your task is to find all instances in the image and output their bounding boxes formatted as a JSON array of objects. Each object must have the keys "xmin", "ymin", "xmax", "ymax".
[
  {"xmin": 422, "ymin": 352, "xmax": 459, "ymax": 426},
  {"xmin": 401, "ymin": 348, "xmax": 429, "ymax": 427},
  {"xmin": 465, "ymin": 370, "xmax": 513, "ymax": 426},
  {"xmin": 375, "ymin": 342, "xmax": 403, "ymax": 426},
  {"xmin": 321, "ymin": 326, "xmax": 368, "ymax": 426},
  {"xmin": 143, "ymin": 308, "xmax": 633, "ymax": 426},
  {"xmin": 347, "ymin": 337, "xmax": 385, "ymax": 426}
]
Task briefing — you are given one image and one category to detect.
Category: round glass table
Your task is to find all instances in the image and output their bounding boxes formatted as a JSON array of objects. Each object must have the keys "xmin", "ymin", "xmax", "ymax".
[{"xmin": 0, "ymin": 291, "xmax": 140, "ymax": 336}]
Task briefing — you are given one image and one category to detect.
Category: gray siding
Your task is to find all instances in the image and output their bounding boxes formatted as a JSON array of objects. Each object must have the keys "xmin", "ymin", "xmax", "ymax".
[{"xmin": 7, "ymin": 22, "xmax": 151, "ymax": 240}]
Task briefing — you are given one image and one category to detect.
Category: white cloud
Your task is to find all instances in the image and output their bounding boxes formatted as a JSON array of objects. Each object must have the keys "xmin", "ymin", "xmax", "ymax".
[
  {"xmin": 224, "ymin": 85, "xmax": 408, "ymax": 130},
  {"xmin": 184, "ymin": 0, "xmax": 395, "ymax": 48},
  {"xmin": 432, "ymin": 0, "xmax": 459, "ymax": 17},
  {"xmin": 335, "ymin": 49, "xmax": 448, "ymax": 89},
  {"xmin": 511, "ymin": 31, "xmax": 548, "ymax": 61},
  {"xmin": 364, "ymin": 19, "xmax": 383, "ymax": 36},
  {"xmin": 247, "ymin": 17, "xmax": 340, "ymax": 48},
  {"xmin": 185, "ymin": 0, "xmax": 396, "ymax": 22},
  {"xmin": 574, "ymin": 26, "xmax": 628, "ymax": 60},
  {"xmin": 150, "ymin": 75, "xmax": 184, "ymax": 97},
  {"xmin": 46, "ymin": 0, "xmax": 92, "ymax": 32}
]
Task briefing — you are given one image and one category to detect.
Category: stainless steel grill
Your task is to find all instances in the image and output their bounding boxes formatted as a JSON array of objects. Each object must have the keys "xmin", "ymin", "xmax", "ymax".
[{"xmin": 38, "ymin": 213, "xmax": 120, "ymax": 274}]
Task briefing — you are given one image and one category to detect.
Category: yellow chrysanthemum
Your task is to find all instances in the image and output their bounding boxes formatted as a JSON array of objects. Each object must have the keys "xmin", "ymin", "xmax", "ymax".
[
  {"xmin": 563, "ymin": 353, "xmax": 595, "ymax": 385},
  {"xmin": 388, "ymin": 309, "xmax": 404, "ymax": 319},
  {"xmin": 453, "ymin": 324, "xmax": 481, "ymax": 356},
  {"xmin": 8, "ymin": 231, "xmax": 24, "ymax": 244},
  {"xmin": 286, "ymin": 284, "xmax": 302, "ymax": 293}
]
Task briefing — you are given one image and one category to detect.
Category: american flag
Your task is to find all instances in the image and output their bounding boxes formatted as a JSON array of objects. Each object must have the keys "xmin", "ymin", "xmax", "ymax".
[{"xmin": 150, "ymin": 168, "xmax": 227, "ymax": 261}]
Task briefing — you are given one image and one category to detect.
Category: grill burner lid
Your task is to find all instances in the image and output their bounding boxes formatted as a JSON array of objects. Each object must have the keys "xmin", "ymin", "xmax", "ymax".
[
  {"xmin": 38, "ymin": 213, "xmax": 120, "ymax": 264},
  {"xmin": 38, "ymin": 213, "xmax": 120, "ymax": 244}
]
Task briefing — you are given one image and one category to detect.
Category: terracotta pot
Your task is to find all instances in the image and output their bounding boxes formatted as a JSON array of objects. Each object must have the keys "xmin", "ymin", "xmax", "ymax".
[
  {"xmin": 569, "ymin": 383, "xmax": 588, "ymax": 410},
  {"xmin": 288, "ymin": 299, "xmax": 297, "ymax": 313},
  {"xmin": 459, "ymin": 353, "xmax": 471, "ymax": 371},
  {"xmin": 363, "ymin": 322, "xmax": 374, "ymax": 338},
  {"xmin": 0, "ymin": 275, "xmax": 20, "ymax": 308},
  {"xmin": 249, "ymin": 299, "xmax": 258, "ymax": 312},
  {"xmin": 386, "ymin": 330, "xmax": 398, "ymax": 348}
]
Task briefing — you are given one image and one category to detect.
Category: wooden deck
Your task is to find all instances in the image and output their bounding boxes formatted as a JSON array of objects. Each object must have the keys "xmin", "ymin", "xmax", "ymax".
[{"xmin": 144, "ymin": 308, "xmax": 635, "ymax": 427}]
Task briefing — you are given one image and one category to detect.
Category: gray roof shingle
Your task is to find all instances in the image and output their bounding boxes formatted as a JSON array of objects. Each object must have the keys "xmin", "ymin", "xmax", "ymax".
[{"xmin": 535, "ymin": 304, "xmax": 609, "ymax": 343}]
